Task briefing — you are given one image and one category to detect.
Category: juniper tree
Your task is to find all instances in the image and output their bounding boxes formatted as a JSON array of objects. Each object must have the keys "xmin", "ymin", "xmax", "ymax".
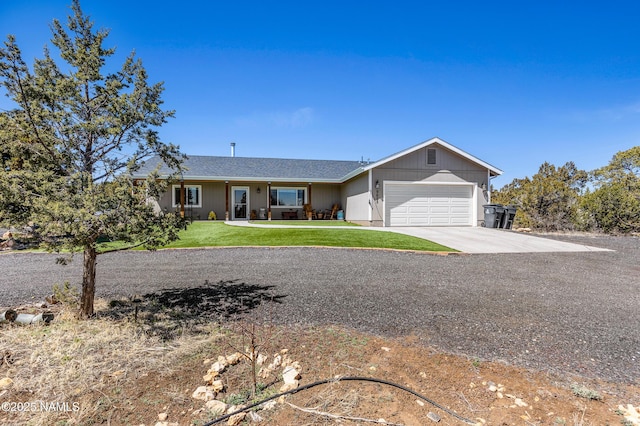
[{"xmin": 0, "ymin": 1, "xmax": 185, "ymax": 318}]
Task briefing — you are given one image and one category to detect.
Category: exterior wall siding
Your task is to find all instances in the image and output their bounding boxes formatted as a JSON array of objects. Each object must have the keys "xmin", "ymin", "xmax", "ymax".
[{"xmin": 342, "ymin": 174, "xmax": 370, "ymax": 224}]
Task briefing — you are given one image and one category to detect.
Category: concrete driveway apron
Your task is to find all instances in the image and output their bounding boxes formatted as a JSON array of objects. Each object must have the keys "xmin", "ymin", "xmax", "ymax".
[{"xmin": 388, "ymin": 227, "xmax": 613, "ymax": 253}]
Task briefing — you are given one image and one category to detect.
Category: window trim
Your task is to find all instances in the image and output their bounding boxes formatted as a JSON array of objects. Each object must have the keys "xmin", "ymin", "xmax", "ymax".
[
  {"xmin": 172, "ymin": 184, "xmax": 202, "ymax": 208},
  {"xmin": 269, "ymin": 186, "xmax": 307, "ymax": 208}
]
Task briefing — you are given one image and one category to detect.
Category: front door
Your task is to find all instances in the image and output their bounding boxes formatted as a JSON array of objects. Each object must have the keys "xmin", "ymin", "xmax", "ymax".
[{"xmin": 232, "ymin": 187, "xmax": 249, "ymax": 220}]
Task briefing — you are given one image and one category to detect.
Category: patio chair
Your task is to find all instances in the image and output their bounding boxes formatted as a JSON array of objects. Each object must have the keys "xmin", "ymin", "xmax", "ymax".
[{"xmin": 324, "ymin": 204, "xmax": 339, "ymax": 220}]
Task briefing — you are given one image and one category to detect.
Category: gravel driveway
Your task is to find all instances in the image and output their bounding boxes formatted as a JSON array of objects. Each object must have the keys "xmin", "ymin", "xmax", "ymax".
[{"xmin": 1, "ymin": 234, "xmax": 638, "ymax": 383}]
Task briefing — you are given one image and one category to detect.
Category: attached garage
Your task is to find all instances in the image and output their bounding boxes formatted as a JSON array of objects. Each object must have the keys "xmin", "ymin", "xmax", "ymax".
[{"xmin": 384, "ymin": 182, "xmax": 475, "ymax": 227}]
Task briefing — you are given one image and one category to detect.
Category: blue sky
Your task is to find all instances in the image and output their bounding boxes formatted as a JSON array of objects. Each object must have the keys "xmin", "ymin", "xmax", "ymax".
[{"xmin": 1, "ymin": 1, "xmax": 639, "ymax": 187}]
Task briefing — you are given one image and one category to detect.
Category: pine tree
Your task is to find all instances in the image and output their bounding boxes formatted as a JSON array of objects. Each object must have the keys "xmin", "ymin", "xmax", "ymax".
[{"xmin": 0, "ymin": 1, "xmax": 185, "ymax": 318}]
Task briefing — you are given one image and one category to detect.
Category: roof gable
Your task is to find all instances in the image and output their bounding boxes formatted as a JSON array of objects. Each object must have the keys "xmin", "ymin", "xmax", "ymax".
[{"xmin": 362, "ymin": 137, "xmax": 503, "ymax": 176}]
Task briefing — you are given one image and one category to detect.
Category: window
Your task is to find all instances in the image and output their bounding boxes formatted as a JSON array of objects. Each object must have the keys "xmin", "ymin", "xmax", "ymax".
[
  {"xmin": 172, "ymin": 185, "xmax": 202, "ymax": 208},
  {"xmin": 270, "ymin": 187, "xmax": 306, "ymax": 207},
  {"xmin": 427, "ymin": 148, "xmax": 437, "ymax": 165}
]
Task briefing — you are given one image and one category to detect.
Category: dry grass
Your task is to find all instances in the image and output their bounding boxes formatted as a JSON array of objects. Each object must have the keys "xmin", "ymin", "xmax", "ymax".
[{"xmin": 0, "ymin": 300, "xmax": 225, "ymax": 425}]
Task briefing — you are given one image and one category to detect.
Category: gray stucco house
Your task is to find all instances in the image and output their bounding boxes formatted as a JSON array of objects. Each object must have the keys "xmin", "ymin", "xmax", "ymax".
[{"xmin": 133, "ymin": 137, "xmax": 503, "ymax": 227}]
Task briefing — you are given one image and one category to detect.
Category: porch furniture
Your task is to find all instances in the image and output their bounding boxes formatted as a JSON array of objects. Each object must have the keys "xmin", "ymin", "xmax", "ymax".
[
  {"xmin": 324, "ymin": 204, "xmax": 339, "ymax": 220},
  {"xmin": 282, "ymin": 211, "xmax": 298, "ymax": 220}
]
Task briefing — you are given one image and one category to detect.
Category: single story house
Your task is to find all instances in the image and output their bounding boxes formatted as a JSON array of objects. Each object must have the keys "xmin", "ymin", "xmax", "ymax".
[{"xmin": 133, "ymin": 137, "xmax": 503, "ymax": 227}]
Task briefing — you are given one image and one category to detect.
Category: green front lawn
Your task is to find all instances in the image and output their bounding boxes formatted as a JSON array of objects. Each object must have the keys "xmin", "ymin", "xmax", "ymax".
[{"xmin": 162, "ymin": 221, "xmax": 455, "ymax": 252}]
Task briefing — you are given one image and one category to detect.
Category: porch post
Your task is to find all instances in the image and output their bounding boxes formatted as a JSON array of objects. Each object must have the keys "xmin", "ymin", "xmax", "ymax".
[
  {"xmin": 180, "ymin": 178, "xmax": 185, "ymax": 218},
  {"xmin": 225, "ymin": 181, "xmax": 229, "ymax": 221},
  {"xmin": 267, "ymin": 182, "xmax": 272, "ymax": 220},
  {"xmin": 307, "ymin": 183, "xmax": 312, "ymax": 220}
]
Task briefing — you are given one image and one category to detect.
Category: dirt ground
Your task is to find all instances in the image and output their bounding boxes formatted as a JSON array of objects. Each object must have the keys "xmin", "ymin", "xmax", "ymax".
[
  {"xmin": 104, "ymin": 329, "xmax": 640, "ymax": 426},
  {"xmin": 1, "ymin": 303, "xmax": 638, "ymax": 426}
]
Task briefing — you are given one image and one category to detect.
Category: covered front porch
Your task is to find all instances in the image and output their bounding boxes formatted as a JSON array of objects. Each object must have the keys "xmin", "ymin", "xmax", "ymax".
[{"xmin": 171, "ymin": 181, "xmax": 344, "ymax": 222}]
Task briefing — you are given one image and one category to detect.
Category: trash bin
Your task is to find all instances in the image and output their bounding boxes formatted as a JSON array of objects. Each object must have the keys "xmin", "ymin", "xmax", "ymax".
[
  {"xmin": 337, "ymin": 210, "xmax": 344, "ymax": 220},
  {"xmin": 495, "ymin": 205, "xmax": 505, "ymax": 228},
  {"xmin": 259, "ymin": 208, "xmax": 266, "ymax": 219},
  {"xmin": 483, "ymin": 204, "xmax": 504, "ymax": 228},
  {"xmin": 502, "ymin": 206, "xmax": 517, "ymax": 229}
]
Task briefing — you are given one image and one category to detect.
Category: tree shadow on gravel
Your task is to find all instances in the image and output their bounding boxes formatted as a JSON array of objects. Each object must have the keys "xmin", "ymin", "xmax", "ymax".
[{"xmin": 102, "ymin": 279, "xmax": 286, "ymax": 340}]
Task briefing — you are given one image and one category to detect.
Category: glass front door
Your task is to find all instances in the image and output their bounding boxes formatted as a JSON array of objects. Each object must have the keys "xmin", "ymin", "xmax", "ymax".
[{"xmin": 232, "ymin": 187, "xmax": 249, "ymax": 219}]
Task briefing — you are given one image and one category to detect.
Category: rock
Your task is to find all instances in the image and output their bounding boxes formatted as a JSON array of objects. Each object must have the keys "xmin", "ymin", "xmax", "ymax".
[
  {"xmin": 427, "ymin": 412, "xmax": 441, "ymax": 422},
  {"xmin": 259, "ymin": 366, "xmax": 274, "ymax": 379},
  {"xmin": 416, "ymin": 400, "xmax": 425, "ymax": 406},
  {"xmin": 205, "ymin": 399, "xmax": 227, "ymax": 415},
  {"xmin": 514, "ymin": 398, "xmax": 528, "ymax": 407},
  {"xmin": 226, "ymin": 352, "xmax": 243, "ymax": 365},
  {"xmin": 211, "ymin": 380, "xmax": 224, "ymax": 392},
  {"xmin": 260, "ymin": 400, "xmax": 277, "ymax": 410},
  {"xmin": 227, "ymin": 412, "xmax": 246, "ymax": 426},
  {"xmin": 1, "ymin": 231, "xmax": 12, "ymax": 240},
  {"xmin": 279, "ymin": 382, "xmax": 298, "ymax": 393},
  {"xmin": 0, "ymin": 377, "xmax": 13, "ymax": 389},
  {"xmin": 256, "ymin": 353, "xmax": 268, "ymax": 366},
  {"xmin": 210, "ymin": 360, "xmax": 227, "ymax": 374},
  {"xmin": 267, "ymin": 354, "xmax": 282, "ymax": 370},
  {"xmin": 203, "ymin": 371, "xmax": 219, "ymax": 383},
  {"xmin": 248, "ymin": 411, "xmax": 263, "ymax": 422},
  {"xmin": 157, "ymin": 412, "xmax": 168, "ymax": 421},
  {"xmin": 488, "ymin": 384, "xmax": 498, "ymax": 392},
  {"xmin": 192, "ymin": 385, "xmax": 216, "ymax": 401},
  {"xmin": 381, "ymin": 346, "xmax": 391, "ymax": 352},
  {"xmin": 617, "ymin": 404, "xmax": 640, "ymax": 425},
  {"xmin": 282, "ymin": 366, "xmax": 301, "ymax": 385}
]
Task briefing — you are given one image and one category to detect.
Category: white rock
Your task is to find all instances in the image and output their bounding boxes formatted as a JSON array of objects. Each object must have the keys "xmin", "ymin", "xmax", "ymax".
[
  {"xmin": 416, "ymin": 400, "xmax": 425, "ymax": 407},
  {"xmin": 267, "ymin": 354, "xmax": 282, "ymax": 370},
  {"xmin": 211, "ymin": 380, "xmax": 224, "ymax": 392},
  {"xmin": 157, "ymin": 412, "xmax": 168, "ymax": 421},
  {"xmin": 279, "ymin": 382, "xmax": 298, "ymax": 393},
  {"xmin": 210, "ymin": 361, "xmax": 226, "ymax": 374},
  {"xmin": 514, "ymin": 398, "xmax": 528, "ymax": 407},
  {"xmin": 205, "ymin": 399, "xmax": 227, "ymax": 415},
  {"xmin": 256, "ymin": 353, "xmax": 268, "ymax": 366},
  {"xmin": 427, "ymin": 412, "xmax": 441, "ymax": 422},
  {"xmin": 261, "ymin": 400, "xmax": 277, "ymax": 410},
  {"xmin": 282, "ymin": 366, "xmax": 301, "ymax": 385},
  {"xmin": 0, "ymin": 377, "xmax": 13, "ymax": 389},
  {"xmin": 226, "ymin": 352, "xmax": 243, "ymax": 365},
  {"xmin": 192, "ymin": 386, "xmax": 216, "ymax": 401}
]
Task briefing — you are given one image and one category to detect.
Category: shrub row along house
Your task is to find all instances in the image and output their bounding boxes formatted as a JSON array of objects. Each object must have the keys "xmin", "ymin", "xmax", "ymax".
[{"xmin": 133, "ymin": 137, "xmax": 503, "ymax": 227}]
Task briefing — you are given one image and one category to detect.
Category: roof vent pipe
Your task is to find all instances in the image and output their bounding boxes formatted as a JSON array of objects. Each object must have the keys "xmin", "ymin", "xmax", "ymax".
[{"xmin": 230, "ymin": 142, "xmax": 236, "ymax": 157}]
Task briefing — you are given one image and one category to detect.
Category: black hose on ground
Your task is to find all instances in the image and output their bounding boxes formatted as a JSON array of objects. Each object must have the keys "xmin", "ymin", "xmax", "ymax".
[{"xmin": 203, "ymin": 376, "xmax": 476, "ymax": 425}]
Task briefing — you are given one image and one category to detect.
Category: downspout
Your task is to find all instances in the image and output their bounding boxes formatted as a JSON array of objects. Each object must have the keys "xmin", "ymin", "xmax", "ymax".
[{"xmin": 487, "ymin": 169, "xmax": 491, "ymax": 204}]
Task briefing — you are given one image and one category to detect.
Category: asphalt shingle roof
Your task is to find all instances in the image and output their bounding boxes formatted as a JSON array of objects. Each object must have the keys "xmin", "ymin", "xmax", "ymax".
[{"xmin": 134, "ymin": 155, "xmax": 364, "ymax": 183}]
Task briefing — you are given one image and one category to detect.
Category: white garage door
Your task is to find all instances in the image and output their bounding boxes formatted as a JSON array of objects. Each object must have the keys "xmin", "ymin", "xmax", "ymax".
[{"xmin": 385, "ymin": 183, "xmax": 473, "ymax": 227}]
